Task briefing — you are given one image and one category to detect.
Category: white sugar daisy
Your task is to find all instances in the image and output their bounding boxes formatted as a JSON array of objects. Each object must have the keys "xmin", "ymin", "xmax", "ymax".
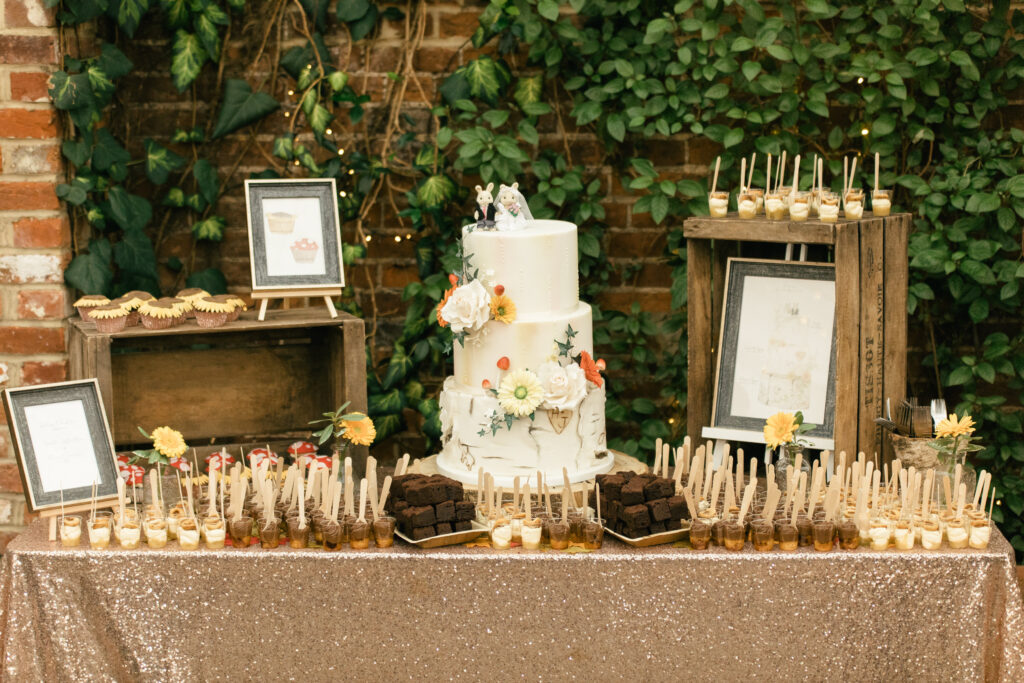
[{"xmin": 497, "ymin": 369, "xmax": 543, "ymax": 418}]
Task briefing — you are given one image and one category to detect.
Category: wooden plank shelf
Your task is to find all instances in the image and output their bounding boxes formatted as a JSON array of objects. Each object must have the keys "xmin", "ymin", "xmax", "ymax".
[
  {"xmin": 68, "ymin": 307, "xmax": 369, "ymax": 473},
  {"xmin": 685, "ymin": 212, "xmax": 910, "ymax": 462}
]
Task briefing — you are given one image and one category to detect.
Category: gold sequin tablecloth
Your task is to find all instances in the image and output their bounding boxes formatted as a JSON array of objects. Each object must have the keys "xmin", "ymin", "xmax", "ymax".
[{"xmin": 1, "ymin": 520, "xmax": 1022, "ymax": 681}]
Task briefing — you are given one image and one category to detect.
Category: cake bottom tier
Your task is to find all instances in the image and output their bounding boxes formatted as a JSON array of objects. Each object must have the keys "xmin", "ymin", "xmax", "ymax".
[{"xmin": 436, "ymin": 377, "xmax": 613, "ymax": 487}]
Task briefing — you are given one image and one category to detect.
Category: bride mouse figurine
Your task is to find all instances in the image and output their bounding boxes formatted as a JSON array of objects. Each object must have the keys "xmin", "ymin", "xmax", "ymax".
[{"xmin": 494, "ymin": 182, "xmax": 531, "ymax": 231}]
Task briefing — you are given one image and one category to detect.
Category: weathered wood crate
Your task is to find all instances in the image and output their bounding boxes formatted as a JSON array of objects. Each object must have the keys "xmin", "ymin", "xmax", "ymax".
[
  {"xmin": 684, "ymin": 213, "xmax": 910, "ymax": 462},
  {"xmin": 68, "ymin": 307, "xmax": 369, "ymax": 472}
]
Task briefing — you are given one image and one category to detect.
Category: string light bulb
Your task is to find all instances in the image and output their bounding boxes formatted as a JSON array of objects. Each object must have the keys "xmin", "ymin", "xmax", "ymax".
[
  {"xmin": 348, "ymin": 169, "xmax": 355, "ymax": 175},
  {"xmin": 325, "ymin": 128, "xmax": 333, "ymax": 135},
  {"xmin": 405, "ymin": 234, "xmax": 411, "ymax": 239},
  {"xmin": 339, "ymin": 191, "xmax": 347, "ymax": 198},
  {"xmin": 861, "ymin": 127, "xmax": 869, "ymax": 136},
  {"xmin": 857, "ymin": 76, "xmax": 864, "ymax": 84},
  {"xmin": 394, "ymin": 235, "xmax": 401, "ymax": 242},
  {"xmin": 364, "ymin": 235, "xmax": 372, "ymax": 242},
  {"xmin": 288, "ymin": 89, "xmax": 295, "ymax": 96},
  {"xmin": 283, "ymin": 111, "xmax": 290, "ymax": 117}
]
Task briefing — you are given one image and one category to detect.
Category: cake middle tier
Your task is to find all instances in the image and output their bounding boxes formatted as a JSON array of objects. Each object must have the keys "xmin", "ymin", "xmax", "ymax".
[
  {"xmin": 462, "ymin": 219, "xmax": 579, "ymax": 317},
  {"xmin": 453, "ymin": 301, "xmax": 593, "ymax": 390}
]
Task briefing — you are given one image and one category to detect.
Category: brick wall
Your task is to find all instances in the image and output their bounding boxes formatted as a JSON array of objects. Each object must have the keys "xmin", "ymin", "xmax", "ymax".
[{"xmin": 0, "ymin": 0, "xmax": 67, "ymax": 548}]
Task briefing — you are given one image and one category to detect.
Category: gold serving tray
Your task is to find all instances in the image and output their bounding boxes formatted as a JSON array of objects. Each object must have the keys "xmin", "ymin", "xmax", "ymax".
[
  {"xmin": 604, "ymin": 521, "xmax": 691, "ymax": 548},
  {"xmin": 395, "ymin": 521, "xmax": 488, "ymax": 549}
]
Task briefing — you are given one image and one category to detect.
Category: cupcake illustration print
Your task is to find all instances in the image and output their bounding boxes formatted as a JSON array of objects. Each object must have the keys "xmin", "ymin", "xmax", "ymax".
[
  {"xmin": 267, "ymin": 211, "xmax": 296, "ymax": 233},
  {"xmin": 291, "ymin": 238, "xmax": 320, "ymax": 263}
]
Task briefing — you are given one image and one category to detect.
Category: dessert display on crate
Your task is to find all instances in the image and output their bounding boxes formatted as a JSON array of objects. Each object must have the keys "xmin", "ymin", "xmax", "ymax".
[
  {"xmin": 434, "ymin": 182, "xmax": 613, "ymax": 487},
  {"xmin": 74, "ymin": 286, "xmax": 249, "ymax": 334}
]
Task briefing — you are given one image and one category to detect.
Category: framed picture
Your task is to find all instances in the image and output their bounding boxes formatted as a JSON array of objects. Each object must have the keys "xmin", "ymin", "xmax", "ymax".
[
  {"xmin": 710, "ymin": 258, "xmax": 837, "ymax": 446},
  {"xmin": 244, "ymin": 178, "xmax": 345, "ymax": 292},
  {"xmin": 2, "ymin": 379, "xmax": 120, "ymax": 513}
]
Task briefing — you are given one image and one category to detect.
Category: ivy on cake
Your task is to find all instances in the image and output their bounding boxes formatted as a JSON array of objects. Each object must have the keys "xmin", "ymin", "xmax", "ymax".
[{"xmin": 476, "ymin": 325, "xmax": 605, "ymax": 437}]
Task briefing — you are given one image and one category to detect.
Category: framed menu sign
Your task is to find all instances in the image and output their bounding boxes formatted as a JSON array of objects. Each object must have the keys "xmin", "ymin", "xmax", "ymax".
[{"xmin": 2, "ymin": 379, "xmax": 120, "ymax": 513}]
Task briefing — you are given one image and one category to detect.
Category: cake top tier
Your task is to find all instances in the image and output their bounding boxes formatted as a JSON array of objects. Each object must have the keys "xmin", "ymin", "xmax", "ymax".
[{"xmin": 461, "ymin": 219, "xmax": 579, "ymax": 318}]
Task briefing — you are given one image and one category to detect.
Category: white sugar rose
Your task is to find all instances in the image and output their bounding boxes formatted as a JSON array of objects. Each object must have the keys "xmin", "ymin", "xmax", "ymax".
[
  {"xmin": 440, "ymin": 279, "xmax": 490, "ymax": 334},
  {"xmin": 537, "ymin": 360, "xmax": 587, "ymax": 411}
]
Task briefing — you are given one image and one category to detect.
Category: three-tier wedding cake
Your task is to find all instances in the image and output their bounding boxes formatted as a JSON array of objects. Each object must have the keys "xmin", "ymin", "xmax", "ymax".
[{"xmin": 434, "ymin": 209, "xmax": 613, "ymax": 487}]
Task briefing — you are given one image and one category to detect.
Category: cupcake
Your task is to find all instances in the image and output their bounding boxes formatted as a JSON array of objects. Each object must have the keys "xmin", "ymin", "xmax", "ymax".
[
  {"xmin": 207, "ymin": 294, "xmax": 244, "ymax": 322},
  {"xmin": 139, "ymin": 299, "xmax": 179, "ymax": 330},
  {"xmin": 192, "ymin": 296, "xmax": 233, "ymax": 328},
  {"xmin": 73, "ymin": 294, "xmax": 110, "ymax": 321},
  {"xmin": 89, "ymin": 304, "xmax": 130, "ymax": 334},
  {"xmin": 159, "ymin": 297, "xmax": 190, "ymax": 325},
  {"xmin": 175, "ymin": 289, "xmax": 209, "ymax": 319},
  {"xmin": 290, "ymin": 238, "xmax": 319, "ymax": 263},
  {"xmin": 117, "ymin": 290, "xmax": 156, "ymax": 326},
  {"xmin": 267, "ymin": 212, "xmax": 296, "ymax": 234}
]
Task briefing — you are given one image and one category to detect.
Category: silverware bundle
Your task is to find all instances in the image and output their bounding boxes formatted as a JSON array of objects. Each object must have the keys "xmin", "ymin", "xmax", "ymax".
[{"xmin": 875, "ymin": 397, "xmax": 935, "ymax": 438}]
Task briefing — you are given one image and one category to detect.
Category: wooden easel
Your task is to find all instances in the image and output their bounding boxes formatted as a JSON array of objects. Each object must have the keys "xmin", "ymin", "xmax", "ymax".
[
  {"xmin": 252, "ymin": 288, "xmax": 341, "ymax": 321},
  {"xmin": 43, "ymin": 498, "xmax": 117, "ymax": 541}
]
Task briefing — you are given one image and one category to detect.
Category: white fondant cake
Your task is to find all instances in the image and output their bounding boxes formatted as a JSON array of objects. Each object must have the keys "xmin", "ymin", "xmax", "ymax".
[{"xmin": 435, "ymin": 219, "xmax": 613, "ymax": 487}]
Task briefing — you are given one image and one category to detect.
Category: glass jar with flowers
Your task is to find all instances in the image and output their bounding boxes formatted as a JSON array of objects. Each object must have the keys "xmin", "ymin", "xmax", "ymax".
[
  {"xmin": 763, "ymin": 411, "xmax": 815, "ymax": 491},
  {"xmin": 309, "ymin": 402, "xmax": 377, "ymax": 458},
  {"xmin": 927, "ymin": 413, "xmax": 981, "ymax": 492}
]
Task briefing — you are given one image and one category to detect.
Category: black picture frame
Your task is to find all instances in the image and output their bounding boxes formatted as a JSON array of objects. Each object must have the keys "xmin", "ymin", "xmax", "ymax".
[
  {"xmin": 244, "ymin": 178, "xmax": 346, "ymax": 291},
  {"xmin": 2, "ymin": 379, "xmax": 120, "ymax": 513},
  {"xmin": 711, "ymin": 258, "xmax": 837, "ymax": 442}
]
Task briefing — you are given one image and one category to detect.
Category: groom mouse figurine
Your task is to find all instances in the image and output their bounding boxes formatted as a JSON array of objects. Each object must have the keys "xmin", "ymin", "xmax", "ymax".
[{"xmin": 473, "ymin": 183, "xmax": 496, "ymax": 229}]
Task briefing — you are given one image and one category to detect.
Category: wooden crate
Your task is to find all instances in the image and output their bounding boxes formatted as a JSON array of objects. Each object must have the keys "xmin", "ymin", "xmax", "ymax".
[
  {"xmin": 684, "ymin": 213, "xmax": 910, "ymax": 461},
  {"xmin": 68, "ymin": 307, "xmax": 369, "ymax": 472}
]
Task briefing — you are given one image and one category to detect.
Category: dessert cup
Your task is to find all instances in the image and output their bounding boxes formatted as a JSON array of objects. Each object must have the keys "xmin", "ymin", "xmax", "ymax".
[
  {"xmin": 752, "ymin": 521, "xmax": 774, "ymax": 552},
  {"xmin": 813, "ymin": 520, "xmax": 835, "ymax": 552},
  {"xmin": 764, "ymin": 191, "xmax": 787, "ymax": 220},
  {"xmin": 838, "ymin": 521, "xmax": 860, "ymax": 550},
  {"xmin": 510, "ymin": 513, "xmax": 525, "ymax": 545},
  {"xmin": 689, "ymin": 519, "xmax": 711, "ymax": 550},
  {"xmin": 204, "ymin": 517, "xmax": 226, "ymax": 549},
  {"xmin": 178, "ymin": 518, "xmax": 200, "ymax": 550},
  {"xmin": 778, "ymin": 186, "xmax": 793, "ymax": 207},
  {"xmin": 748, "ymin": 189, "xmax": 764, "ymax": 215},
  {"xmin": 88, "ymin": 514, "xmax": 112, "ymax": 550},
  {"xmin": 921, "ymin": 521, "xmax": 942, "ymax": 550},
  {"xmin": 789, "ymin": 191, "xmax": 810, "ymax": 222},
  {"xmin": 320, "ymin": 520, "xmax": 342, "ymax": 551},
  {"xmin": 167, "ymin": 505, "xmax": 186, "ymax": 540},
  {"xmin": 490, "ymin": 519, "xmax": 512, "ymax": 549},
  {"xmin": 349, "ymin": 520, "xmax": 370, "ymax": 550},
  {"xmin": 259, "ymin": 519, "xmax": 281, "ymax": 549},
  {"xmin": 146, "ymin": 519, "xmax": 168, "ymax": 549},
  {"xmin": 119, "ymin": 521, "xmax": 141, "ymax": 549},
  {"xmin": 818, "ymin": 192, "xmax": 840, "ymax": 223},
  {"xmin": 737, "ymin": 192, "xmax": 757, "ymax": 219},
  {"xmin": 286, "ymin": 517, "xmax": 309, "ymax": 549},
  {"xmin": 893, "ymin": 521, "xmax": 914, "ymax": 550},
  {"xmin": 582, "ymin": 519, "xmax": 604, "ymax": 550},
  {"xmin": 568, "ymin": 512, "xmax": 585, "ymax": 544},
  {"xmin": 521, "ymin": 519, "xmax": 543, "ymax": 550},
  {"xmin": 708, "ymin": 191, "xmax": 729, "ymax": 218},
  {"xmin": 797, "ymin": 516, "xmax": 814, "ymax": 547},
  {"xmin": 60, "ymin": 515, "xmax": 83, "ymax": 547},
  {"xmin": 843, "ymin": 189, "xmax": 864, "ymax": 220},
  {"xmin": 777, "ymin": 523, "xmax": 799, "ymax": 551},
  {"xmin": 869, "ymin": 519, "xmax": 890, "ymax": 550},
  {"xmin": 969, "ymin": 520, "xmax": 991, "ymax": 549},
  {"xmin": 373, "ymin": 516, "xmax": 396, "ymax": 548},
  {"xmin": 871, "ymin": 189, "xmax": 891, "ymax": 217},
  {"xmin": 711, "ymin": 519, "xmax": 727, "ymax": 546},
  {"xmin": 946, "ymin": 519, "xmax": 969, "ymax": 549},
  {"xmin": 228, "ymin": 515, "xmax": 253, "ymax": 548},
  {"xmin": 723, "ymin": 521, "xmax": 745, "ymax": 551},
  {"xmin": 548, "ymin": 521, "xmax": 570, "ymax": 550}
]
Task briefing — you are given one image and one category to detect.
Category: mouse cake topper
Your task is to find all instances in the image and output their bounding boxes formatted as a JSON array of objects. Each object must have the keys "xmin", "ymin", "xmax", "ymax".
[
  {"xmin": 473, "ymin": 183, "xmax": 496, "ymax": 229},
  {"xmin": 494, "ymin": 182, "xmax": 531, "ymax": 231}
]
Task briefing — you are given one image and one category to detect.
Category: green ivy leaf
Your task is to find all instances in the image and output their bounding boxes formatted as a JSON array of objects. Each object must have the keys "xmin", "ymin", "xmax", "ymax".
[
  {"xmin": 194, "ymin": 3, "xmax": 229, "ymax": 60},
  {"xmin": 185, "ymin": 268, "xmax": 227, "ymax": 294},
  {"xmin": 193, "ymin": 159, "xmax": 219, "ymax": 204},
  {"xmin": 192, "ymin": 215, "xmax": 226, "ymax": 241},
  {"xmin": 537, "ymin": 0, "xmax": 559, "ymax": 21},
  {"xmin": 369, "ymin": 387, "xmax": 405, "ymax": 414},
  {"xmin": 461, "ymin": 56, "xmax": 512, "ymax": 105},
  {"xmin": 107, "ymin": 0, "xmax": 150, "ymax": 37},
  {"xmin": 210, "ymin": 79, "xmax": 280, "ymax": 139},
  {"xmin": 171, "ymin": 30, "xmax": 207, "ymax": 92},
  {"xmin": 309, "ymin": 104, "xmax": 332, "ymax": 135},
  {"xmin": 161, "ymin": 0, "xmax": 189, "ymax": 29},
  {"xmin": 65, "ymin": 239, "xmax": 114, "ymax": 294},
  {"xmin": 106, "ymin": 186, "xmax": 152, "ymax": 232},
  {"xmin": 336, "ymin": 0, "xmax": 370, "ymax": 22},
  {"xmin": 417, "ymin": 174, "xmax": 456, "ymax": 209},
  {"xmin": 327, "ymin": 71, "xmax": 349, "ymax": 92},
  {"xmin": 144, "ymin": 138, "xmax": 185, "ymax": 184},
  {"xmin": 514, "ymin": 75, "xmax": 543, "ymax": 109},
  {"xmin": 92, "ymin": 128, "xmax": 130, "ymax": 172},
  {"xmin": 113, "ymin": 228, "xmax": 159, "ymax": 281},
  {"xmin": 348, "ymin": 4, "xmax": 378, "ymax": 40}
]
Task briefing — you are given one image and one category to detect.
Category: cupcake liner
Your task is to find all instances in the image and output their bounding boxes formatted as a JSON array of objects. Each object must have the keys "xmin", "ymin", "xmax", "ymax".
[
  {"xmin": 195, "ymin": 310, "xmax": 228, "ymax": 328},
  {"xmin": 141, "ymin": 314, "xmax": 175, "ymax": 330},
  {"xmin": 94, "ymin": 316, "xmax": 127, "ymax": 335}
]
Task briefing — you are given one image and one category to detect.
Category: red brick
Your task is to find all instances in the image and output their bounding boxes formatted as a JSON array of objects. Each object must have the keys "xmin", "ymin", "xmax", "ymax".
[
  {"xmin": 438, "ymin": 11, "xmax": 480, "ymax": 38},
  {"xmin": 17, "ymin": 289, "xmax": 64, "ymax": 319},
  {"xmin": 21, "ymin": 360, "xmax": 67, "ymax": 385},
  {"xmin": 9, "ymin": 71, "xmax": 51, "ymax": 102},
  {"xmin": 0, "ymin": 182, "xmax": 60, "ymax": 210},
  {"xmin": 4, "ymin": 0, "xmax": 55, "ymax": 27},
  {"xmin": 3, "ymin": 144, "xmax": 60, "ymax": 174},
  {"xmin": 688, "ymin": 136, "xmax": 719, "ymax": 166},
  {"xmin": 0, "ymin": 109, "xmax": 58, "ymax": 139},
  {"xmin": 0, "ymin": 35, "xmax": 57, "ymax": 65},
  {"xmin": 0, "ymin": 463, "xmax": 23, "ymax": 494},
  {"xmin": 608, "ymin": 229, "xmax": 666, "ymax": 258},
  {"xmin": 12, "ymin": 216, "xmax": 68, "ymax": 247},
  {"xmin": 413, "ymin": 47, "xmax": 459, "ymax": 72},
  {"xmin": 381, "ymin": 263, "xmax": 420, "ymax": 288},
  {"xmin": 597, "ymin": 289, "xmax": 671, "ymax": 313},
  {"xmin": 0, "ymin": 326, "xmax": 64, "ymax": 353},
  {"xmin": 0, "ymin": 253, "xmax": 66, "ymax": 283}
]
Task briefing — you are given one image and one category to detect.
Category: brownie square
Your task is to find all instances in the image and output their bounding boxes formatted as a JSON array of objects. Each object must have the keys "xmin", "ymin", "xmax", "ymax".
[
  {"xmin": 621, "ymin": 504, "xmax": 651, "ymax": 529},
  {"xmin": 435, "ymin": 500, "xmax": 455, "ymax": 523},
  {"xmin": 406, "ymin": 479, "xmax": 447, "ymax": 506},
  {"xmin": 646, "ymin": 498, "xmax": 671, "ymax": 522},
  {"xmin": 665, "ymin": 519, "xmax": 683, "ymax": 531},
  {"xmin": 620, "ymin": 479, "xmax": 647, "ymax": 506},
  {"xmin": 667, "ymin": 496, "xmax": 686, "ymax": 520},
  {"xmin": 391, "ymin": 474, "xmax": 425, "ymax": 501},
  {"xmin": 607, "ymin": 500, "xmax": 624, "ymax": 525},
  {"xmin": 649, "ymin": 521, "xmax": 667, "ymax": 534},
  {"xmin": 454, "ymin": 520, "xmax": 473, "ymax": 532},
  {"xmin": 411, "ymin": 525, "xmax": 435, "ymax": 540},
  {"xmin": 599, "ymin": 475, "xmax": 625, "ymax": 501},
  {"xmin": 397, "ymin": 507, "xmax": 417, "ymax": 534},
  {"xmin": 441, "ymin": 478, "xmax": 464, "ymax": 502},
  {"xmin": 644, "ymin": 478, "xmax": 675, "ymax": 501},
  {"xmin": 455, "ymin": 501, "xmax": 475, "ymax": 521},
  {"xmin": 435, "ymin": 522, "xmax": 453, "ymax": 536},
  {"xmin": 626, "ymin": 525, "xmax": 649, "ymax": 538},
  {"xmin": 616, "ymin": 470, "xmax": 635, "ymax": 482},
  {"xmin": 408, "ymin": 505, "xmax": 436, "ymax": 527}
]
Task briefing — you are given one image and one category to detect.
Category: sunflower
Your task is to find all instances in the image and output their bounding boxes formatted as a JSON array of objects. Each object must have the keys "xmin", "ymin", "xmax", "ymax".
[
  {"xmin": 578, "ymin": 351, "xmax": 603, "ymax": 388},
  {"xmin": 436, "ymin": 287, "xmax": 454, "ymax": 327},
  {"xmin": 489, "ymin": 294, "xmax": 517, "ymax": 324},
  {"xmin": 763, "ymin": 412, "xmax": 797, "ymax": 449},
  {"xmin": 343, "ymin": 413, "xmax": 377, "ymax": 446},
  {"xmin": 497, "ymin": 369, "xmax": 544, "ymax": 417},
  {"xmin": 935, "ymin": 413, "xmax": 976, "ymax": 439},
  {"xmin": 151, "ymin": 426, "xmax": 187, "ymax": 459}
]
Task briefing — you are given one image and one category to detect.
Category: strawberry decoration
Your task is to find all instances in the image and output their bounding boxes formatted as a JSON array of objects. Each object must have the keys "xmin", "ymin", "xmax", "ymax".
[{"xmin": 497, "ymin": 356, "xmax": 510, "ymax": 370}]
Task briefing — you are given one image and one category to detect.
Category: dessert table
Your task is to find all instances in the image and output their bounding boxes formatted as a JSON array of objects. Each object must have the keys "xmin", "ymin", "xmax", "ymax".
[{"xmin": 1, "ymin": 519, "xmax": 1021, "ymax": 680}]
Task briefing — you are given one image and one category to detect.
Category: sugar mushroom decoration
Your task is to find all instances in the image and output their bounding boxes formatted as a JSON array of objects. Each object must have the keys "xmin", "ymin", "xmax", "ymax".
[
  {"xmin": 248, "ymin": 447, "xmax": 280, "ymax": 469},
  {"xmin": 205, "ymin": 449, "xmax": 235, "ymax": 473},
  {"xmin": 288, "ymin": 440, "xmax": 318, "ymax": 466}
]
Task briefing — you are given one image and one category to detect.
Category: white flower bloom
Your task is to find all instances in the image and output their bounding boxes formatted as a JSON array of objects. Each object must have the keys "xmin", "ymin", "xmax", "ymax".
[
  {"xmin": 440, "ymin": 279, "xmax": 490, "ymax": 334},
  {"xmin": 497, "ymin": 369, "xmax": 543, "ymax": 418},
  {"xmin": 536, "ymin": 360, "xmax": 587, "ymax": 411}
]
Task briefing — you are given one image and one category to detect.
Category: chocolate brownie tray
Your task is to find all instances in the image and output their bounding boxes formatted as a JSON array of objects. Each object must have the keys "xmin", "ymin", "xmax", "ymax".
[
  {"xmin": 603, "ymin": 522, "xmax": 691, "ymax": 548},
  {"xmin": 395, "ymin": 520, "xmax": 488, "ymax": 548}
]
